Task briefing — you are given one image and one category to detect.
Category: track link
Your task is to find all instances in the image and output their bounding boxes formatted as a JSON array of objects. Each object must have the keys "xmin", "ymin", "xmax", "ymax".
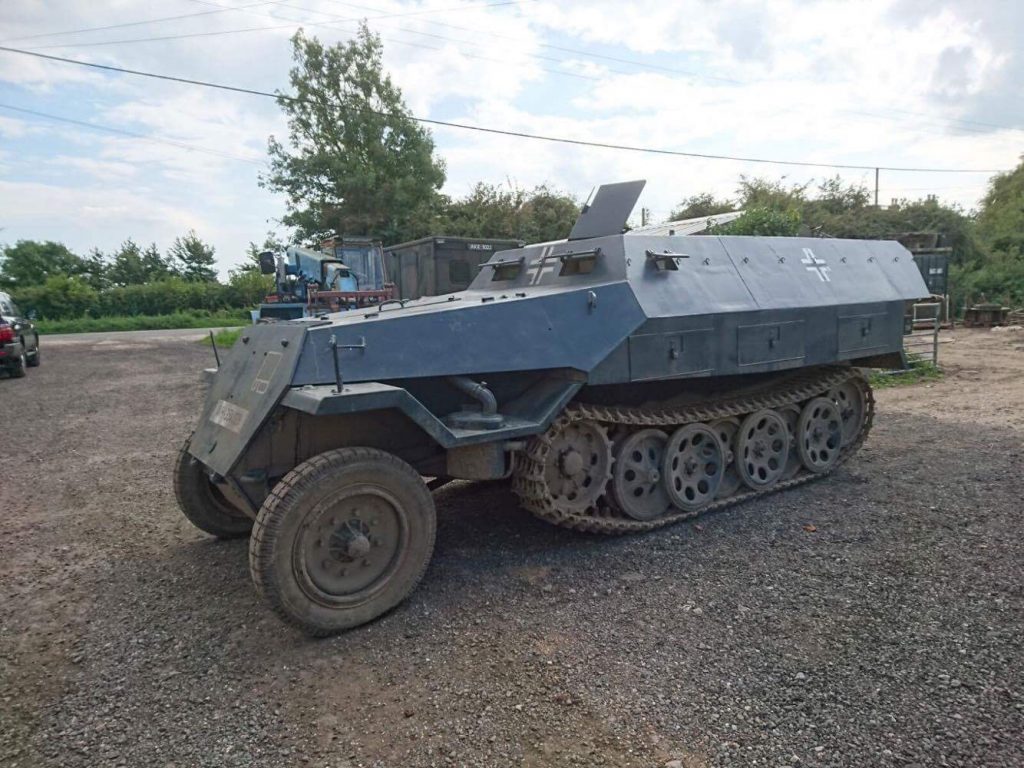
[{"xmin": 511, "ymin": 366, "xmax": 874, "ymax": 534}]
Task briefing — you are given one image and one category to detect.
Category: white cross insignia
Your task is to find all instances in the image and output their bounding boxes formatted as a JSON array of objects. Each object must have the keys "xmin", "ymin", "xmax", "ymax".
[
  {"xmin": 801, "ymin": 248, "xmax": 831, "ymax": 282},
  {"xmin": 525, "ymin": 245, "xmax": 559, "ymax": 285}
]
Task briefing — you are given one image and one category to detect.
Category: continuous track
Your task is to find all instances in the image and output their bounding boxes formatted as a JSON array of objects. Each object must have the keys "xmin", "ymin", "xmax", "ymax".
[{"xmin": 511, "ymin": 366, "xmax": 874, "ymax": 534}]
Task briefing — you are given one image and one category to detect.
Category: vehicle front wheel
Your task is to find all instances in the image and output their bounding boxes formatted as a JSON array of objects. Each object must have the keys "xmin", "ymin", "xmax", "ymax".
[
  {"xmin": 249, "ymin": 447, "xmax": 436, "ymax": 636},
  {"xmin": 174, "ymin": 436, "xmax": 254, "ymax": 539}
]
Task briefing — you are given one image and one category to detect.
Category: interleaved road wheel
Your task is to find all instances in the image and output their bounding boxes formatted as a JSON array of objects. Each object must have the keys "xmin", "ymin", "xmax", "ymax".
[
  {"xmin": 174, "ymin": 435, "xmax": 253, "ymax": 539},
  {"xmin": 736, "ymin": 409, "xmax": 790, "ymax": 490},
  {"xmin": 796, "ymin": 397, "xmax": 843, "ymax": 473},
  {"xmin": 249, "ymin": 447, "xmax": 436, "ymax": 637}
]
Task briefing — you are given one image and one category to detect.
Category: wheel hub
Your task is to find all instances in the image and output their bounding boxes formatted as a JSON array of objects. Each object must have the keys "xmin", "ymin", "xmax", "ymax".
[
  {"xmin": 541, "ymin": 420, "xmax": 613, "ymax": 513},
  {"xmin": 300, "ymin": 492, "xmax": 405, "ymax": 600},
  {"xmin": 559, "ymin": 449, "xmax": 585, "ymax": 477},
  {"xmin": 736, "ymin": 409, "xmax": 790, "ymax": 489},
  {"xmin": 325, "ymin": 519, "xmax": 373, "ymax": 562},
  {"xmin": 610, "ymin": 428, "xmax": 671, "ymax": 521},
  {"xmin": 796, "ymin": 397, "xmax": 843, "ymax": 473},
  {"xmin": 664, "ymin": 423, "xmax": 724, "ymax": 512}
]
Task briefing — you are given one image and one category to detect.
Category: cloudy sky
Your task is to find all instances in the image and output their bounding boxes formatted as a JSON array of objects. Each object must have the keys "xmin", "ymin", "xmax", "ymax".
[{"xmin": 1, "ymin": 0, "xmax": 1021, "ymax": 276}]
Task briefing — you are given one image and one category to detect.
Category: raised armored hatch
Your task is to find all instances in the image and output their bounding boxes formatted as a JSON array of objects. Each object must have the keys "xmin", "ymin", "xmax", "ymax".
[{"xmin": 176, "ymin": 180, "xmax": 929, "ymax": 636}]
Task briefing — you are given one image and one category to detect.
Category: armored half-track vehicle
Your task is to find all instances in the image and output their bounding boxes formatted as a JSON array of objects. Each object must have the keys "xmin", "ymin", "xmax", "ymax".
[{"xmin": 176, "ymin": 180, "xmax": 928, "ymax": 635}]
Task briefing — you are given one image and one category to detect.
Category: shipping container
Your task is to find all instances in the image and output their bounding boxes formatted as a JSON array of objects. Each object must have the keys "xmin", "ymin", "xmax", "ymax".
[
  {"xmin": 384, "ymin": 236, "xmax": 524, "ymax": 300},
  {"xmin": 911, "ymin": 251, "xmax": 950, "ymax": 296}
]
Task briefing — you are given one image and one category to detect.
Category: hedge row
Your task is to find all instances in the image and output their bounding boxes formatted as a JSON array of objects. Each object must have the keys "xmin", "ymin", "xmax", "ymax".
[
  {"xmin": 35, "ymin": 310, "xmax": 251, "ymax": 334},
  {"xmin": 11, "ymin": 273, "xmax": 271, "ymax": 321}
]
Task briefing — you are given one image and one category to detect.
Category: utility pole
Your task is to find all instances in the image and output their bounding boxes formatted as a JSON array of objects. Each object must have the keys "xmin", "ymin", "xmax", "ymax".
[{"xmin": 874, "ymin": 167, "xmax": 880, "ymax": 207}]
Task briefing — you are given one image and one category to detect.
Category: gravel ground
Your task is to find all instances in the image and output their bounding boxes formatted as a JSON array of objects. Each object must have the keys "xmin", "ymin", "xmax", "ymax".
[{"xmin": 1, "ymin": 329, "xmax": 1022, "ymax": 768}]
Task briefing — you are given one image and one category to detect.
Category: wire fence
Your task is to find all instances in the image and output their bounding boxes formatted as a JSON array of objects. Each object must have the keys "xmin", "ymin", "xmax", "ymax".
[{"xmin": 903, "ymin": 301, "xmax": 941, "ymax": 368}]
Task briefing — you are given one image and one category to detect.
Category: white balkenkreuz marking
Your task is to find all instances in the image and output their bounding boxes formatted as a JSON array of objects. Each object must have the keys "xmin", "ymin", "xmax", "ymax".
[
  {"xmin": 524, "ymin": 245, "xmax": 558, "ymax": 285},
  {"xmin": 801, "ymin": 247, "xmax": 831, "ymax": 282}
]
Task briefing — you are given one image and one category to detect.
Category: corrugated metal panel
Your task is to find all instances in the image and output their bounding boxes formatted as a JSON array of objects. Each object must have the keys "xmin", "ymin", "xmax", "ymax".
[
  {"xmin": 912, "ymin": 251, "xmax": 950, "ymax": 295},
  {"xmin": 627, "ymin": 211, "xmax": 744, "ymax": 237}
]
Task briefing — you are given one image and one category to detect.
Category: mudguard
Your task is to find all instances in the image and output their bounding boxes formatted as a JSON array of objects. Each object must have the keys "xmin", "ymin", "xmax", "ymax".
[{"xmin": 189, "ymin": 323, "xmax": 308, "ymax": 476}]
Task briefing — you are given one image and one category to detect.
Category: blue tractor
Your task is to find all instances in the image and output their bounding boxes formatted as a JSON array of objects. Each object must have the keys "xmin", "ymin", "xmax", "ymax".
[{"xmin": 255, "ymin": 236, "xmax": 394, "ymax": 321}]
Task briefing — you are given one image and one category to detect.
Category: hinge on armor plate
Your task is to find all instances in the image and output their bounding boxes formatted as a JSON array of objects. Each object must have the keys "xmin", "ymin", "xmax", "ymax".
[{"xmin": 645, "ymin": 249, "xmax": 689, "ymax": 271}]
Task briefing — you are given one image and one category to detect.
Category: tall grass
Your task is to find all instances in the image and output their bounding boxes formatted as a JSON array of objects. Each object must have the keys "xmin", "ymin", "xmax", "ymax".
[{"xmin": 36, "ymin": 309, "xmax": 248, "ymax": 334}]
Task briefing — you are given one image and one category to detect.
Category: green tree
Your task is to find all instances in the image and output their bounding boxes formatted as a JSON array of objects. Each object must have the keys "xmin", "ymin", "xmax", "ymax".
[
  {"xmin": 436, "ymin": 182, "xmax": 579, "ymax": 242},
  {"xmin": 144, "ymin": 242, "xmax": 179, "ymax": 279},
  {"xmin": 668, "ymin": 192, "xmax": 736, "ymax": 221},
  {"xmin": 735, "ymin": 175, "xmax": 809, "ymax": 210},
  {"xmin": 235, "ymin": 233, "xmax": 286, "ymax": 275},
  {"xmin": 0, "ymin": 240, "xmax": 86, "ymax": 288},
  {"xmin": 107, "ymin": 239, "xmax": 175, "ymax": 286},
  {"xmin": 170, "ymin": 231, "xmax": 218, "ymax": 282},
  {"xmin": 13, "ymin": 274, "xmax": 98, "ymax": 319},
  {"xmin": 263, "ymin": 25, "xmax": 446, "ymax": 243},
  {"xmin": 106, "ymin": 239, "xmax": 143, "ymax": 286},
  {"xmin": 80, "ymin": 248, "xmax": 110, "ymax": 291},
  {"xmin": 709, "ymin": 206, "xmax": 802, "ymax": 236},
  {"xmin": 976, "ymin": 155, "xmax": 1024, "ymax": 258}
]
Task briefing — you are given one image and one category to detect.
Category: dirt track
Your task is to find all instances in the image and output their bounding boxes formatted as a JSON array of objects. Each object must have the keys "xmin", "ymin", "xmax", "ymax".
[{"xmin": 1, "ymin": 328, "xmax": 1022, "ymax": 767}]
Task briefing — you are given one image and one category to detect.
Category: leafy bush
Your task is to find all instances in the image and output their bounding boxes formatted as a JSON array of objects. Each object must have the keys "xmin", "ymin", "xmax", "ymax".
[
  {"xmin": 950, "ymin": 255, "xmax": 1024, "ymax": 310},
  {"xmin": 11, "ymin": 276, "xmax": 271, "ymax": 321},
  {"xmin": 14, "ymin": 275, "xmax": 99, "ymax": 319},
  {"xmin": 35, "ymin": 310, "xmax": 248, "ymax": 334},
  {"xmin": 708, "ymin": 206, "xmax": 802, "ymax": 236}
]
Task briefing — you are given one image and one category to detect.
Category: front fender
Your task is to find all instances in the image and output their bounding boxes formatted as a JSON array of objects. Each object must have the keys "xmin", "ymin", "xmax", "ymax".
[{"xmin": 189, "ymin": 322, "xmax": 308, "ymax": 476}]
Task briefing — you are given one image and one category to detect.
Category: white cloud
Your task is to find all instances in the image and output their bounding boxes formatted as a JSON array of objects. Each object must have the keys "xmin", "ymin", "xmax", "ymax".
[
  {"xmin": 0, "ymin": 115, "xmax": 29, "ymax": 137},
  {"xmin": 0, "ymin": 0, "xmax": 1019, "ymax": 273}
]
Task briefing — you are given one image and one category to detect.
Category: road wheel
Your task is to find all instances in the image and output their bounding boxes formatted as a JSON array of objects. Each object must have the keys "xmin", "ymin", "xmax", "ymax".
[
  {"xmin": 174, "ymin": 436, "xmax": 253, "ymax": 539},
  {"xmin": 736, "ymin": 409, "xmax": 790, "ymax": 489},
  {"xmin": 9, "ymin": 350, "xmax": 26, "ymax": 378},
  {"xmin": 796, "ymin": 397, "xmax": 843, "ymax": 473},
  {"xmin": 249, "ymin": 447, "xmax": 436, "ymax": 636}
]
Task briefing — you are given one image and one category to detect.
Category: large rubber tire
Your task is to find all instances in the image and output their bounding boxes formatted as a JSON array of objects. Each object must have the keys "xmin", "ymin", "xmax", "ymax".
[
  {"xmin": 9, "ymin": 349, "xmax": 26, "ymax": 378},
  {"xmin": 26, "ymin": 337, "xmax": 40, "ymax": 367},
  {"xmin": 174, "ymin": 436, "xmax": 254, "ymax": 539},
  {"xmin": 249, "ymin": 447, "xmax": 436, "ymax": 637}
]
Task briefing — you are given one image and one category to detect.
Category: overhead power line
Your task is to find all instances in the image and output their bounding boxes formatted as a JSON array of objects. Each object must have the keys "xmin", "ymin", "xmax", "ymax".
[
  {"xmin": 0, "ymin": 103, "xmax": 266, "ymax": 165},
  {"xmin": 18, "ymin": 0, "xmax": 1018, "ymax": 136},
  {"xmin": 0, "ymin": 46, "xmax": 1007, "ymax": 174},
  {"xmin": 312, "ymin": 0, "xmax": 743, "ymax": 85},
  {"xmin": 291, "ymin": 0, "xmax": 1021, "ymax": 132},
  {"xmin": 31, "ymin": 2, "xmax": 1019, "ymax": 139},
  {"xmin": 0, "ymin": 1, "xmax": 280, "ymax": 45},
  {"xmin": 23, "ymin": 0, "xmax": 533, "ymax": 49},
  {"xmin": 180, "ymin": 0, "xmax": 601, "ymax": 82},
  {"xmin": 15, "ymin": 0, "xmax": 598, "ymax": 85}
]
